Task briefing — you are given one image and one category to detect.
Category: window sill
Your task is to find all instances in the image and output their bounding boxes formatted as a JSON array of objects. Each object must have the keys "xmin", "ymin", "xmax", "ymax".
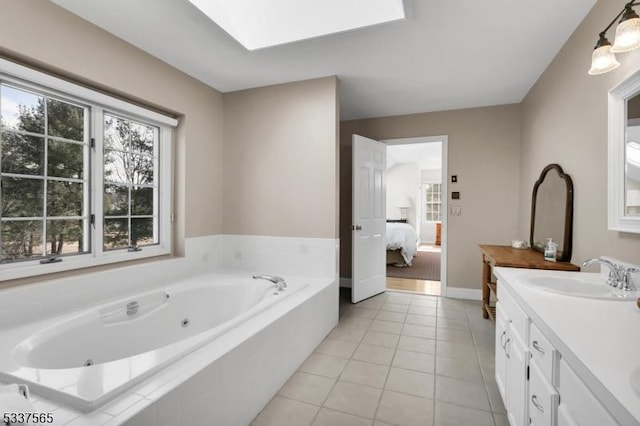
[{"xmin": 0, "ymin": 247, "xmax": 171, "ymax": 282}]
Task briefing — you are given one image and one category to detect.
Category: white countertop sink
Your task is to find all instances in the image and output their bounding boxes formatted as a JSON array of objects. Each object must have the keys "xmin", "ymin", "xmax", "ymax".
[{"xmin": 518, "ymin": 274, "xmax": 640, "ymax": 301}]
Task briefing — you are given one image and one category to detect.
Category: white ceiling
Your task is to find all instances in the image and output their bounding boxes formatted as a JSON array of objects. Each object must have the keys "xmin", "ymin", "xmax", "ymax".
[
  {"xmin": 386, "ymin": 140, "xmax": 442, "ymax": 170},
  {"xmin": 51, "ymin": 0, "xmax": 597, "ymax": 120}
]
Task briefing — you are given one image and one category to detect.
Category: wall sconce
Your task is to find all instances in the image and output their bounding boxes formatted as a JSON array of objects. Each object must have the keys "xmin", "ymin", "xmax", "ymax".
[
  {"xmin": 397, "ymin": 195, "xmax": 411, "ymax": 220},
  {"xmin": 589, "ymin": 1, "xmax": 640, "ymax": 75}
]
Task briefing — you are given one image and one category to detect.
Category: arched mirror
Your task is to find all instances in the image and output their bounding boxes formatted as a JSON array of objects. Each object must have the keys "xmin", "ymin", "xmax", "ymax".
[{"xmin": 530, "ymin": 164, "xmax": 574, "ymax": 262}]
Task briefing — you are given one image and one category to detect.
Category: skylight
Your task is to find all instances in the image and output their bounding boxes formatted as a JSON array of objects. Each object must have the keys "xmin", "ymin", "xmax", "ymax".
[{"xmin": 187, "ymin": 0, "xmax": 406, "ymax": 50}]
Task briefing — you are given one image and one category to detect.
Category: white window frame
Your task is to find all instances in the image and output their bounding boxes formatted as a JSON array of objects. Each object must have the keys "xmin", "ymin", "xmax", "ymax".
[{"xmin": 0, "ymin": 58, "xmax": 176, "ymax": 281}]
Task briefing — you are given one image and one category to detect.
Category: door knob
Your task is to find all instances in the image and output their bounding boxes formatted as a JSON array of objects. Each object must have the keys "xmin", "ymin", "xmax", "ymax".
[{"xmin": 351, "ymin": 225, "xmax": 362, "ymax": 231}]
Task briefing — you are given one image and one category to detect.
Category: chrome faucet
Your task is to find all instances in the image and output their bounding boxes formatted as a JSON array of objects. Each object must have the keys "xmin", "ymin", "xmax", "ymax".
[
  {"xmin": 581, "ymin": 258, "xmax": 638, "ymax": 291},
  {"xmin": 253, "ymin": 274, "xmax": 287, "ymax": 291}
]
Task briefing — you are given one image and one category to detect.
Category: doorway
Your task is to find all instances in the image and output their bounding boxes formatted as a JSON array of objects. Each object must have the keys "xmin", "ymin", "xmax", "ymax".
[{"xmin": 383, "ymin": 136, "xmax": 447, "ymax": 296}]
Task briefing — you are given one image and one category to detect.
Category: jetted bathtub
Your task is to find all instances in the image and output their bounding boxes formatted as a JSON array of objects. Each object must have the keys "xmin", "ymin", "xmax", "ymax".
[{"xmin": 0, "ymin": 273, "xmax": 306, "ymax": 412}]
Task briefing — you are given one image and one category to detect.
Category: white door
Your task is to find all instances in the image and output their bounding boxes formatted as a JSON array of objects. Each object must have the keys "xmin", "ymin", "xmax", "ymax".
[{"xmin": 352, "ymin": 134, "xmax": 386, "ymax": 303}]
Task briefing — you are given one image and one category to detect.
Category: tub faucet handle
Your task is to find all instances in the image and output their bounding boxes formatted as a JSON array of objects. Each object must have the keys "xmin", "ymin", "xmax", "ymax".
[{"xmin": 621, "ymin": 267, "xmax": 639, "ymax": 291}]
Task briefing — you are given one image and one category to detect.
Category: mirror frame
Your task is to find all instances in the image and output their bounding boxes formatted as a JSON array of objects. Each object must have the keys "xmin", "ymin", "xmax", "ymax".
[
  {"xmin": 530, "ymin": 163, "xmax": 574, "ymax": 262},
  {"xmin": 608, "ymin": 69, "xmax": 640, "ymax": 233}
]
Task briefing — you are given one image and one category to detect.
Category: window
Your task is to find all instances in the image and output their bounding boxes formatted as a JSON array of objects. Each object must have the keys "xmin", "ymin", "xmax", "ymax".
[
  {"xmin": 0, "ymin": 59, "xmax": 176, "ymax": 279},
  {"xmin": 0, "ymin": 85, "xmax": 89, "ymax": 262},
  {"xmin": 103, "ymin": 114, "xmax": 158, "ymax": 251},
  {"xmin": 424, "ymin": 183, "xmax": 442, "ymax": 222}
]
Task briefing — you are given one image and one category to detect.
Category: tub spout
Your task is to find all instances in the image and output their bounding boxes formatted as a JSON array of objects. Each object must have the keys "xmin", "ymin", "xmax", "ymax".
[{"xmin": 253, "ymin": 274, "xmax": 287, "ymax": 291}]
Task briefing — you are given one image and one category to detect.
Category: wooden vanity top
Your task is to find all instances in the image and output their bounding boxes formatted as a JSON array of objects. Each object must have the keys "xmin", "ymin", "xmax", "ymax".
[{"xmin": 479, "ymin": 244, "xmax": 580, "ymax": 271}]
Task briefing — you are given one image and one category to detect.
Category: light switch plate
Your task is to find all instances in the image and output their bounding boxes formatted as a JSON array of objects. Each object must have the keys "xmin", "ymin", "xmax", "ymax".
[{"xmin": 450, "ymin": 206, "xmax": 462, "ymax": 216}]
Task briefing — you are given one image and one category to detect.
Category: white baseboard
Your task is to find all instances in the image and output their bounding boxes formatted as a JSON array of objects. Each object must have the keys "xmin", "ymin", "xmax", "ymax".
[
  {"xmin": 445, "ymin": 287, "xmax": 481, "ymax": 300},
  {"xmin": 339, "ymin": 277, "xmax": 352, "ymax": 288}
]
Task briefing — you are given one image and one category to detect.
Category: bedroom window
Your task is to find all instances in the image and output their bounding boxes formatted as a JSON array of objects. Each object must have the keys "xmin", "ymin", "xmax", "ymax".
[
  {"xmin": 0, "ymin": 58, "xmax": 176, "ymax": 280},
  {"xmin": 424, "ymin": 182, "xmax": 442, "ymax": 222}
]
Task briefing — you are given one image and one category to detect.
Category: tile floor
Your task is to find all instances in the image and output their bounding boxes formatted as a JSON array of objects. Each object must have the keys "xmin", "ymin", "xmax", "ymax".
[{"xmin": 251, "ymin": 290, "xmax": 507, "ymax": 426}]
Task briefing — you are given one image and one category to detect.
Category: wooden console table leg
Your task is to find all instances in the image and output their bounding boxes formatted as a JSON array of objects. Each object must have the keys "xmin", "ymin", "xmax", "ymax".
[{"xmin": 482, "ymin": 255, "xmax": 490, "ymax": 319}]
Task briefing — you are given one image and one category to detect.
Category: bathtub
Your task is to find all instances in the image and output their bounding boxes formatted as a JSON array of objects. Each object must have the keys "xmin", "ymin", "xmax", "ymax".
[{"xmin": 0, "ymin": 273, "xmax": 308, "ymax": 413}]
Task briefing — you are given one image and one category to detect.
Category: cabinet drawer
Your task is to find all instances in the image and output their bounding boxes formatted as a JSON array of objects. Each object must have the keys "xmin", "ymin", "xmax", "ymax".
[
  {"xmin": 529, "ymin": 362, "xmax": 559, "ymax": 426},
  {"xmin": 558, "ymin": 359, "xmax": 617, "ymax": 426},
  {"xmin": 529, "ymin": 322, "xmax": 559, "ymax": 386},
  {"xmin": 497, "ymin": 281, "xmax": 529, "ymax": 341}
]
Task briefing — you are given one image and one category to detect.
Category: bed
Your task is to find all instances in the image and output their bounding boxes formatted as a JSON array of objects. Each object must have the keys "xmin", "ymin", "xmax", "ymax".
[{"xmin": 386, "ymin": 222, "xmax": 419, "ymax": 266}]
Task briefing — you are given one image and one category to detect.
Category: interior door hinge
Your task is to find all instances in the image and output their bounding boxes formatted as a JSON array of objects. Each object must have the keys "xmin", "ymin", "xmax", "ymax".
[
  {"xmin": 90, "ymin": 214, "xmax": 95, "ymax": 227},
  {"xmin": 90, "ymin": 138, "xmax": 95, "ymax": 149},
  {"xmin": 526, "ymin": 365, "xmax": 530, "ymax": 381}
]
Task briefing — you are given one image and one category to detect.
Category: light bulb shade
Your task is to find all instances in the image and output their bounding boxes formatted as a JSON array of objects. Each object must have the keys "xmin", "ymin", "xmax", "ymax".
[
  {"xmin": 588, "ymin": 44, "xmax": 620, "ymax": 75},
  {"xmin": 397, "ymin": 195, "xmax": 411, "ymax": 208},
  {"xmin": 611, "ymin": 15, "xmax": 640, "ymax": 52}
]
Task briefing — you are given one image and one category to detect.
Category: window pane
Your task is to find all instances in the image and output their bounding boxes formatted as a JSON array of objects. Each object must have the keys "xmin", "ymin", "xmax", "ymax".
[
  {"xmin": 104, "ymin": 218, "xmax": 129, "ymax": 250},
  {"xmin": 131, "ymin": 186, "xmax": 153, "ymax": 215},
  {"xmin": 1, "ymin": 177, "xmax": 43, "ymax": 217},
  {"xmin": 1, "ymin": 85, "xmax": 44, "ymax": 133},
  {"xmin": 131, "ymin": 154, "xmax": 153, "ymax": 185},
  {"xmin": 46, "ymin": 219, "xmax": 85, "ymax": 255},
  {"xmin": 132, "ymin": 217, "xmax": 154, "ymax": 246},
  {"xmin": 48, "ymin": 140, "xmax": 83, "ymax": 179},
  {"xmin": 47, "ymin": 180, "xmax": 83, "ymax": 217},
  {"xmin": 1, "ymin": 133, "xmax": 44, "ymax": 175},
  {"xmin": 104, "ymin": 149, "xmax": 130, "ymax": 183},
  {"xmin": 104, "ymin": 184, "xmax": 129, "ymax": 216},
  {"xmin": 104, "ymin": 115, "xmax": 128, "ymax": 151},
  {"xmin": 131, "ymin": 123, "xmax": 154, "ymax": 156},
  {"xmin": 1, "ymin": 220, "xmax": 43, "ymax": 262},
  {"xmin": 47, "ymin": 98, "xmax": 84, "ymax": 141}
]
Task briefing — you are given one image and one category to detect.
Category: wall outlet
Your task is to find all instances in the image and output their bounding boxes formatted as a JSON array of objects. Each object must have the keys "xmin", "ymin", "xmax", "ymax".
[{"xmin": 450, "ymin": 206, "xmax": 462, "ymax": 216}]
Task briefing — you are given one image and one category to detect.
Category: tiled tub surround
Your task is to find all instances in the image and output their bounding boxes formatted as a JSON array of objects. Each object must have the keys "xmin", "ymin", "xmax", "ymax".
[
  {"xmin": 251, "ymin": 291, "xmax": 507, "ymax": 426},
  {"xmin": 0, "ymin": 235, "xmax": 339, "ymax": 425}
]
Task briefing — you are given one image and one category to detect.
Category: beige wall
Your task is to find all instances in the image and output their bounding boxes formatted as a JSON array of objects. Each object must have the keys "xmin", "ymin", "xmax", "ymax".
[
  {"xmin": 341, "ymin": 104, "xmax": 521, "ymax": 290},
  {"xmin": 519, "ymin": 0, "xmax": 640, "ymax": 266},
  {"xmin": 0, "ymin": 0, "xmax": 224, "ymax": 251},
  {"xmin": 223, "ymin": 77, "xmax": 340, "ymax": 239}
]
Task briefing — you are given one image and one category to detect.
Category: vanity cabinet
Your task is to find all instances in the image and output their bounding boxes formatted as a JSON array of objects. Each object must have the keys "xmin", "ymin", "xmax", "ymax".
[{"xmin": 495, "ymin": 281, "xmax": 619, "ymax": 426}]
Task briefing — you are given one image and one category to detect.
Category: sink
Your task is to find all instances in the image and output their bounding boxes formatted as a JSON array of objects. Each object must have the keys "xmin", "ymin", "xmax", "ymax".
[
  {"xmin": 521, "ymin": 275, "xmax": 640, "ymax": 301},
  {"xmin": 632, "ymin": 366, "xmax": 640, "ymax": 398}
]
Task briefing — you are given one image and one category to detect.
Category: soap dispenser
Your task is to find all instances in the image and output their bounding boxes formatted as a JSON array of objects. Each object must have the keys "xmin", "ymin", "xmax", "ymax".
[{"xmin": 544, "ymin": 238, "xmax": 557, "ymax": 262}]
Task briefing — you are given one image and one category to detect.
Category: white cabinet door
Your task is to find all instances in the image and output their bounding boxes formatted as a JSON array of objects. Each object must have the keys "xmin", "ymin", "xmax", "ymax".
[
  {"xmin": 506, "ymin": 328, "xmax": 529, "ymax": 426},
  {"xmin": 495, "ymin": 302, "xmax": 508, "ymax": 403},
  {"xmin": 558, "ymin": 359, "xmax": 617, "ymax": 426}
]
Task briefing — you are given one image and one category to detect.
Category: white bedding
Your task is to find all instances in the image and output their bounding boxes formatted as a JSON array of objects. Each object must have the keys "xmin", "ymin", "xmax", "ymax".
[{"xmin": 386, "ymin": 222, "xmax": 419, "ymax": 266}]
